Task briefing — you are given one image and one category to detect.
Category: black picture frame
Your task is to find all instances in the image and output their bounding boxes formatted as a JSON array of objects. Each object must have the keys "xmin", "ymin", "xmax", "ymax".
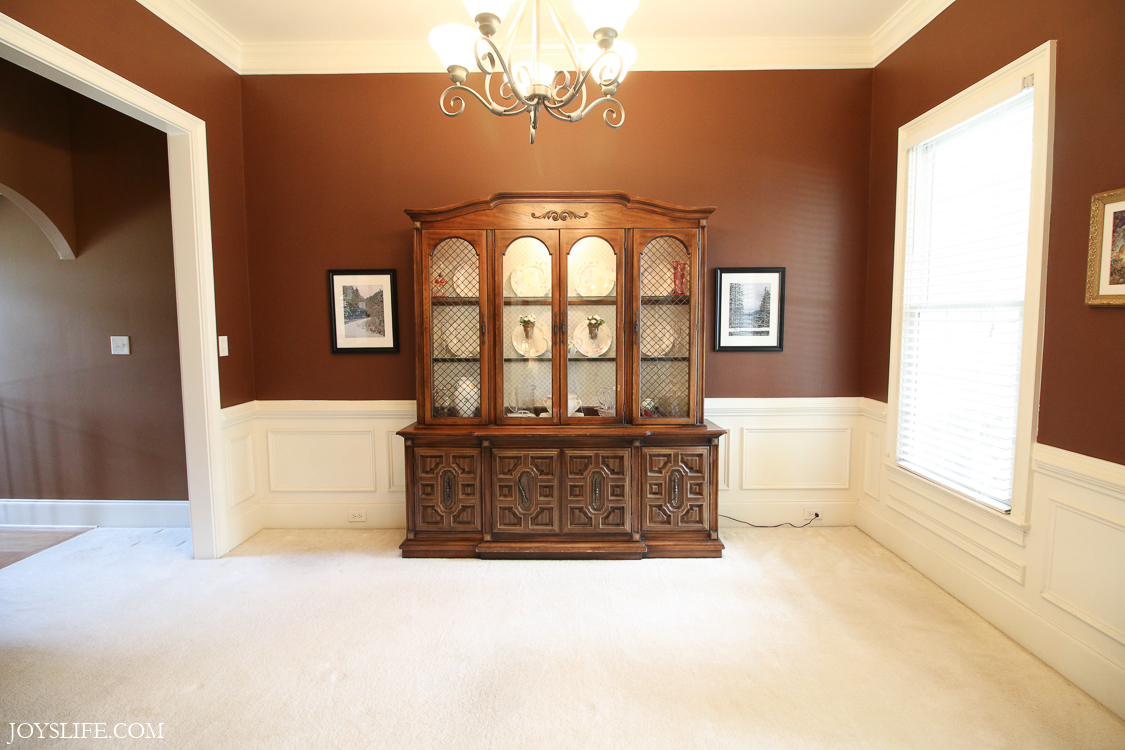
[
  {"xmin": 327, "ymin": 269, "xmax": 401, "ymax": 354},
  {"xmin": 714, "ymin": 267, "xmax": 785, "ymax": 352}
]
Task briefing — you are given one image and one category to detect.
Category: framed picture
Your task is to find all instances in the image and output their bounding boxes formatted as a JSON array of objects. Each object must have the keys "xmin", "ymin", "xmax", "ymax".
[
  {"xmin": 715, "ymin": 267, "xmax": 785, "ymax": 352},
  {"xmin": 328, "ymin": 269, "xmax": 400, "ymax": 353},
  {"xmin": 1087, "ymin": 187, "xmax": 1125, "ymax": 306}
]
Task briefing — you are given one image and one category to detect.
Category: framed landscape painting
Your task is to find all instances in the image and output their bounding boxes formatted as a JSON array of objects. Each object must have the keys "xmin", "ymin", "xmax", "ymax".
[
  {"xmin": 715, "ymin": 267, "xmax": 785, "ymax": 352},
  {"xmin": 328, "ymin": 269, "xmax": 400, "ymax": 353},
  {"xmin": 1087, "ymin": 187, "xmax": 1125, "ymax": 306}
]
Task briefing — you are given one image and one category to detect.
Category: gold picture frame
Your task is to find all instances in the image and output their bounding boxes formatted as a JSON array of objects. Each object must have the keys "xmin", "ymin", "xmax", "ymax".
[{"xmin": 1086, "ymin": 187, "xmax": 1125, "ymax": 306}]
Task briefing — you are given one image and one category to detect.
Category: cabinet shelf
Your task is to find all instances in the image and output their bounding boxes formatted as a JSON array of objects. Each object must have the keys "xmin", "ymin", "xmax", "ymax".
[
  {"xmin": 431, "ymin": 297, "xmax": 479, "ymax": 305},
  {"xmin": 640, "ymin": 356, "xmax": 689, "ymax": 362},
  {"xmin": 566, "ymin": 296, "xmax": 617, "ymax": 305},
  {"xmin": 503, "ymin": 297, "xmax": 552, "ymax": 305},
  {"xmin": 641, "ymin": 295, "xmax": 690, "ymax": 305}
]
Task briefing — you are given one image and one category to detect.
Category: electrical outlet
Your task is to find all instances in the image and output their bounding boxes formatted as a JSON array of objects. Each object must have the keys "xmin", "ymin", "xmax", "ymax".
[
  {"xmin": 804, "ymin": 509, "xmax": 821, "ymax": 521},
  {"xmin": 348, "ymin": 509, "xmax": 366, "ymax": 523},
  {"xmin": 110, "ymin": 336, "xmax": 131, "ymax": 355}
]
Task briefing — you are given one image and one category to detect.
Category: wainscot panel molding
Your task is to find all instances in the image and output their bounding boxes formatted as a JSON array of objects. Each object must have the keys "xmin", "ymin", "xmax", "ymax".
[
  {"xmin": 0, "ymin": 500, "xmax": 190, "ymax": 527},
  {"xmin": 857, "ymin": 401, "xmax": 1125, "ymax": 720},
  {"xmin": 218, "ymin": 398, "xmax": 870, "ymax": 544}
]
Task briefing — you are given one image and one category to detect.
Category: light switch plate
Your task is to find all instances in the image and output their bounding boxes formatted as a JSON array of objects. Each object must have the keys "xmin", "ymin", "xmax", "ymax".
[
  {"xmin": 110, "ymin": 336, "xmax": 130, "ymax": 355},
  {"xmin": 218, "ymin": 336, "xmax": 229, "ymax": 357}
]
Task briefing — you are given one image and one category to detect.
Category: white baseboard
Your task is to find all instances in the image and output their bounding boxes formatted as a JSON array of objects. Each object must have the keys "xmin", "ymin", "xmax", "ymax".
[
  {"xmin": 0, "ymin": 499, "xmax": 190, "ymax": 527},
  {"xmin": 719, "ymin": 500, "xmax": 856, "ymax": 527}
]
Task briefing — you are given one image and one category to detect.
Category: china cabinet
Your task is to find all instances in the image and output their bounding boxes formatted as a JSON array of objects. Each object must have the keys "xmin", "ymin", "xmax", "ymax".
[{"xmin": 399, "ymin": 192, "xmax": 725, "ymax": 559}]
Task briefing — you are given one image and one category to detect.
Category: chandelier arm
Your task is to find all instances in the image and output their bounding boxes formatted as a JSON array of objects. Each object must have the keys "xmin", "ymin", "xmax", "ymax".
[
  {"xmin": 545, "ymin": 48, "xmax": 622, "ymax": 110},
  {"xmin": 440, "ymin": 84, "xmax": 521, "ymax": 117},
  {"xmin": 542, "ymin": 96, "xmax": 625, "ymax": 128},
  {"xmin": 499, "ymin": 0, "xmax": 530, "ymax": 65},
  {"xmin": 473, "ymin": 34, "xmax": 536, "ymax": 109},
  {"xmin": 482, "ymin": 73, "xmax": 528, "ymax": 114},
  {"xmin": 543, "ymin": 0, "xmax": 583, "ymax": 80},
  {"xmin": 546, "ymin": 71, "xmax": 588, "ymax": 115}
]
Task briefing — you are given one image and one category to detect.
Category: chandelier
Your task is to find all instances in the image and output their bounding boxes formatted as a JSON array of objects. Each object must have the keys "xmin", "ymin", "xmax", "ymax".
[{"xmin": 428, "ymin": 0, "xmax": 639, "ymax": 143}]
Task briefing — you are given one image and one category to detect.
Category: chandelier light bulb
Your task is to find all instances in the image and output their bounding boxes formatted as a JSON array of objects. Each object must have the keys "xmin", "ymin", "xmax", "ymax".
[
  {"xmin": 508, "ymin": 61, "xmax": 557, "ymax": 99},
  {"xmin": 429, "ymin": 24, "xmax": 479, "ymax": 74},
  {"xmin": 572, "ymin": 0, "xmax": 639, "ymax": 43},
  {"xmin": 581, "ymin": 40, "xmax": 636, "ymax": 83}
]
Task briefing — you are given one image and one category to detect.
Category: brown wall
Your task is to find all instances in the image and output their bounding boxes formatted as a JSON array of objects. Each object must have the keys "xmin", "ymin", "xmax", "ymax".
[
  {"xmin": 0, "ymin": 0, "xmax": 256, "ymax": 407},
  {"xmin": 862, "ymin": 0, "xmax": 1125, "ymax": 465},
  {"xmin": 0, "ymin": 60, "xmax": 76, "ymax": 253},
  {"xmin": 0, "ymin": 68, "xmax": 188, "ymax": 500},
  {"xmin": 241, "ymin": 70, "xmax": 873, "ymax": 400}
]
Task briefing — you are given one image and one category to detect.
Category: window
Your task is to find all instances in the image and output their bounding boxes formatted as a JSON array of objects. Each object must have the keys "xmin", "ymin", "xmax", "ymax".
[{"xmin": 889, "ymin": 43, "xmax": 1055, "ymax": 517}]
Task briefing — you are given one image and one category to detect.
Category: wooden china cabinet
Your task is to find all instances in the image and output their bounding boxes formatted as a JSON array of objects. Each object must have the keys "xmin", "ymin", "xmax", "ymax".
[{"xmin": 398, "ymin": 192, "xmax": 726, "ymax": 559}]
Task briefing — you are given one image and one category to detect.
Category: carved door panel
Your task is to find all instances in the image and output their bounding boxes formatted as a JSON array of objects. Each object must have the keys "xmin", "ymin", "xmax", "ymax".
[
  {"xmin": 562, "ymin": 450, "xmax": 631, "ymax": 533},
  {"xmin": 641, "ymin": 447, "xmax": 710, "ymax": 531},
  {"xmin": 493, "ymin": 450, "xmax": 560, "ymax": 533},
  {"xmin": 414, "ymin": 449, "xmax": 482, "ymax": 531}
]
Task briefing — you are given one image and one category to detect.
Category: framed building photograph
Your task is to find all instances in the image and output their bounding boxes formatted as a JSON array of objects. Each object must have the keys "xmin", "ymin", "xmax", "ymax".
[
  {"xmin": 715, "ymin": 267, "xmax": 785, "ymax": 352},
  {"xmin": 1087, "ymin": 187, "xmax": 1125, "ymax": 306},
  {"xmin": 328, "ymin": 269, "xmax": 400, "ymax": 353}
]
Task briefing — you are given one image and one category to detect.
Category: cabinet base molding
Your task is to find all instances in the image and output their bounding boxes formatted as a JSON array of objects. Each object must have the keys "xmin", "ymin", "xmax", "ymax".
[
  {"xmin": 641, "ymin": 534, "xmax": 725, "ymax": 558},
  {"xmin": 399, "ymin": 536, "xmax": 722, "ymax": 560}
]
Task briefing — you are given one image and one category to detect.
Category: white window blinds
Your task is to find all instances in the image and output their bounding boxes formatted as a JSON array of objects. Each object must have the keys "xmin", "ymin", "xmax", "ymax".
[{"xmin": 897, "ymin": 87, "xmax": 1035, "ymax": 509}]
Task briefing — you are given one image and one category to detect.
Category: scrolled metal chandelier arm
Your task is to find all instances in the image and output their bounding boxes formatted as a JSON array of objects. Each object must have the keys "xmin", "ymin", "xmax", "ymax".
[{"xmin": 430, "ymin": 0, "xmax": 635, "ymax": 143}]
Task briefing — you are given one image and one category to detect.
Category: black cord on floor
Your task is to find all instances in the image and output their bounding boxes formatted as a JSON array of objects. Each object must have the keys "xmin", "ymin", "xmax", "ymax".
[{"xmin": 720, "ymin": 513, "xmax": 818, "ymax": 529}]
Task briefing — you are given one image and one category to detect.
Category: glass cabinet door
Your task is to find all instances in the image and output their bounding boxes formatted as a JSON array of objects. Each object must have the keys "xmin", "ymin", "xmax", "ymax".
[
  {"xmin": 634, "ymin": 229, "xmax": 698, "ymax": 423},
  {"xmin": 561, "ymin": 230, "xmax": 625, "ymax": 423},
  {"xmin": 424, "ymin": 231, "xmax": 488, "ymax": 423},
  {"xmin": 496, "ymin": 230, "xmax": 559, "ymax": 423}
]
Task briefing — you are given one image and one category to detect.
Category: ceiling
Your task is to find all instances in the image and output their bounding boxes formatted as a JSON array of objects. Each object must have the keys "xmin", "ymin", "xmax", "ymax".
[{"xmin": 134, "ymin": 0, "xmax": 956, "ymax": 74}]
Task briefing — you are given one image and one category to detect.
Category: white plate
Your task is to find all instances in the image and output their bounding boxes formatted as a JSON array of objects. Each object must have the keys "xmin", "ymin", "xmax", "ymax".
[
  {"xmin": 640, "ymin": 319, "xmax": 674, "ymax": 357},
  {"xmin": 510, "ymin": 264, "xmax": 551, "ymax": 297},
  {"xmin": 571, "ymin": 322, "xmax": 612, "ymax": 357},
  {"xmin": 452, "ymin": 262, "xmax": 479, "ymax": 297},
  {"xmin": 574, "ymin": 261, "xmax": 615, "ymax": 297},
  {"xmin": 511, "ymin": 321, "xmax": 550, "ymax": 357},
  {"xmin": 641, "ymin": 264, "xmax": 676, "ymax": 296},
  {"xmin": 444, "ymin": 315, "xmax": 479, "ymax": 358}
]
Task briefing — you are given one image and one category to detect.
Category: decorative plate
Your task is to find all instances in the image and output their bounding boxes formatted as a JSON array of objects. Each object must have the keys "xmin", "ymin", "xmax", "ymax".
[
  {"xmin": 444, "ymin": 315, "xmax": 479, "ymax": 358},
  {"xmin": 510, "ymin": 263, "xmax": 551, "ymax": 297},
  {"xmin": 574, "ymin": 261, "xmax": 615, "ymax": 297},
  {"xmin": 452, "ymin": 262, "xmax": 479, "ymax": 297},
  {"xmin": 571, "ymin": 322, "xmax": 612, "ymax": 358},
  {"xmin": 640, "ymin": 265, "xmax": 675, "ymax": 296},
  {"xmin": 640, "ymin": 319, "xmax": 674, "ymax": 357},
  {"xmin": 511, "ymin": 321, "xmax": 550, "ymax": 357}
]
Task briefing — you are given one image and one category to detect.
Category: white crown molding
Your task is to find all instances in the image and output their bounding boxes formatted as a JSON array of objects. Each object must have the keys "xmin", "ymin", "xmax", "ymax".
[
  {"xmin": 871, "ymin": 0, "xmax": 957, "ymax": 65},
  {"xmin": 133, "ymin": 0, "xmax": 242, "ymax": 72},
  {"xmin": 134, "ymin": 0, "xmax": 957, "ymax": 75},
  {"xmin": 240, "ymin": 36, "xmax": 875, "ymax": 76}
]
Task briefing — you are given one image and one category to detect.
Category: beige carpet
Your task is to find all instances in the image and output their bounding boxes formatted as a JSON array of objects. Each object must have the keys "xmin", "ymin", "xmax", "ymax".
[
  {"xmin": 0, "ymin": 527, "xmax": 1122, "ymax": 749},
  {"xmin": 0, "ymin": 526, "xmax": 90, "ymax": 569}
]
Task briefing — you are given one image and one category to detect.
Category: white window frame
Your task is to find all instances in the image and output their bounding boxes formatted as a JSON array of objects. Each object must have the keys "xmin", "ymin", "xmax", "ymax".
[{"xmin": 885, "ymin": 41, "xmax": 1056, "ymax": 526}]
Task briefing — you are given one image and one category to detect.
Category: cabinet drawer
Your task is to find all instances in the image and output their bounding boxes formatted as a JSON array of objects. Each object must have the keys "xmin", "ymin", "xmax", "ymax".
[
  {"xmin": 414, "ymin": 449, "xmax": 482, "ymax": 532},
  {"xmin": 640, "ymin": 447, "xmax": 710, "ymax": 531},
  {"xmin": 562, "ymin": 449, "xmax": 631, "ymax": 533},
  {"xmin": 493, "ymin": 450, "xmax": 561, "ymax": 533}
]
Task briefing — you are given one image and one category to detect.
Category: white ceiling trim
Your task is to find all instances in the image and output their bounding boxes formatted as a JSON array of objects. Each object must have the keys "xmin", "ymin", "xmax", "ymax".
[
  {"xmin": 871, "ymin": 0, "xmax": 956, "ymax": 64},
  {"xmin": 134, "ymin": 0, "xmax": 241, "ymax": 72},
  {"xmin": 240, "ymin": 37, "xmax": 876, "ymax": 76},
  {"xmin": 133, "ymin": 0, "xmax": 957, "ymax": 75}
]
